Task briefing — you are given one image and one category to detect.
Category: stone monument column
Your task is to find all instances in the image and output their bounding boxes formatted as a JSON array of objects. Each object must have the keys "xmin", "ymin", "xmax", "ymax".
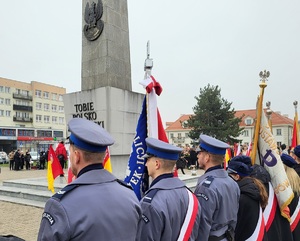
[
  {"xmin": 81, "ymin": 0, "xmax": 132, "ymax": 91},
  {"xmin": 63, "ymin": 0, "xmax": 144, "ymax": 178}
]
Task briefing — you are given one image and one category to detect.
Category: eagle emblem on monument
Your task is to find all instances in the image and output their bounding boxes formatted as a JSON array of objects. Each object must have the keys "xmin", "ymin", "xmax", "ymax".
[{"xmin": 83, "ymin": 0, "xmax": 104, "ymax": 41}]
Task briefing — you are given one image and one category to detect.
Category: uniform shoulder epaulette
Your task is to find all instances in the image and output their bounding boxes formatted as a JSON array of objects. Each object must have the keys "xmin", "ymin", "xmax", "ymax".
[
  {"xmin": 202, "ymin": 176, "xmax": 214, "ymax": 188},
  {"xmin": 143, "ymin": 189, "xmax": 159, "ymax": 203},
  {"xmin": 116, "ymin": 179, "xmax": 133, "ymax": 190},
  {"xmin": 52, "ymin": 184, "xmax": 79, "ymax": 201}
]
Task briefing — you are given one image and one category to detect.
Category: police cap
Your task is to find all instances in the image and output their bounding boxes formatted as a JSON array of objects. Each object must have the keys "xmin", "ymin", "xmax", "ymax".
[
  {"xmin": 142, "ymin": 137, "xmax": 182, "ymax": 160},
  {"xmin": 281, "ymin": 153, "xmax": 297, "ymax": 168},
  {"xmin": 68, "ymin": 118, "xmax": 114, "ymax": 152},
  {"xmin": 199, "ymin": 134, "xmax": 229, "ymax": 155}
]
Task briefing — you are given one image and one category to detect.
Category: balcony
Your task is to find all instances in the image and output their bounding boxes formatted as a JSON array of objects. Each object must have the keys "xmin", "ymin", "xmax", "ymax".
[
  {"xmin": 13, "ymin": 93, "xmax": 33, "ymax": 101},
  {"xmin": 13, "ymin": 104, "xmax": 33, "ymax": 112},
  {"xmin": 172, "ymin": 137, "xmax": 185, "ymax": 144},
  {"xmin": 13, "ymin": 116, "xmax": 33, "ymax": 123}
]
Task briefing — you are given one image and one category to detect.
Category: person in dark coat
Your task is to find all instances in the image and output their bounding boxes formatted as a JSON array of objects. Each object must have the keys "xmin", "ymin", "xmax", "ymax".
[
  {"xmin": 176, "ymin": 151, "xmax": 187, "ymax": 174},
  {"xmin": 38, "ymin": 118, "xmax": 141, "ymax": 241},
  {"xmin": 13, "ymin": 150, "xmax": 21, "ymax": 171},
  {"xmin": 291, "ymin": 145, "xmax": 300, "ymax": 177},
  {"xmin": 24, "ymin": 150, "xmax": 31, "ymax": 170},
  {"xmin": 227, "ymin": 160, "xmax": 268, "ymax": 241},
  {"xmin": 281, "ymin": 153, "xmax": 300, "ymax": 241},
  {"xmin": 250, "ymin": 164, "xmax": 293, "ymax": 241}
]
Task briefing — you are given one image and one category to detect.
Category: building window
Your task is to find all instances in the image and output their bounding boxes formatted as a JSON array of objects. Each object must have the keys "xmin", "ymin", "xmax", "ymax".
[
  {"xmin": 52, "ymin": 93, "xmax": 57, "ymax": 101},
  {"xmin": 44, "ymin": 103, "xmax": 49, "ymax": 111},
  {"xmin": 59, "ymin": 95, "xmax": 63, "ymax": 101},
  {"xmin": 170, "ymin": 133, "xmax": 174, "ymax": 138},
  {"xmin": 35, "ymin": 90, "xmax": 41, "ymax": 98},
  {"xmin": 185, "ymin": 133, "xmax": 189, "ymax": 138},
  {"xmin": 44, "ymin": 115, "xmax": 50, "ymax": 123},
  {"xmin": 36, "ymin": 115, "xmax": 42, "ymax": 122},
  {"xmin": 52, "ymin": 105, "xmax": 57, "ymax": 112},
  {"xmin": 0, "ymin": 86, "xmax": 3, "ymax": 92},
  {"xmin": 59, "ymin": 106, "xmax": 64, "ymax": 112},
  {"xmin": 18, "ymin": 129, "xmax": 34, "ymax": 137},
  {"xmin": 59, "ymin": 117, "xmax": 64, "ymax": 124},
  {"xmin": 243, "ymin": 130, "xmax": 249, "ymax": 137},
  {"xmin": 44, "ymin": 91, "xmax": 49, "ymax": 99},
  {"xmin": 36, "ymin": 102, "xmax": 42, "ymax": 110},
  {"xmin": 5, "ymin": 87, "xmax": 10, "ymax": 93},
  {"xmin": 0, "ymin": 110, "xmax": 3, "ymax": 116},
  {"xmin": 0, "ymin": 98, "xmax": 3, "ymax": 104},
  {"xmin": 276, "ymin": 129, "xmax": 282, "ymax": 136},
  {"xmin": 178, "ymin": 133, "xmax": 182, "ymax": 138},
  {"xmin": 5, "ymin": 111, "xmax": 10, "ymax": 117},
  {"xmin": 52, "ymin": 116, "xmax": 57, "ymax": 124},
  {"xmin": 37, "ymin": 130, "xmax": 52, "ymax": 137},
  {"xmin": 53, "ymin": 131, "xmax": 63, "ymax": 138},
  {"xmin": 5, "ymin": 99, "xmax": 10, "ymax": 105}
]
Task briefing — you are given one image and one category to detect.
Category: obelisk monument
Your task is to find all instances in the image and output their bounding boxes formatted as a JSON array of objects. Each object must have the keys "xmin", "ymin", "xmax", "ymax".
[{"xmin": 63, "ymin": 0, "xmax": 144, "ymax": 178}]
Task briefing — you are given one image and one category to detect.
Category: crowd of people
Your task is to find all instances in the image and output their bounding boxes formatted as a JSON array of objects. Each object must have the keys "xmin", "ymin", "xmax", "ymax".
[
  {"xmin": 36, "ymin": 118, "xmax": 300, "ymax": 241},
  {"xmin": 7, "ymin": 142, "xmax": 68, "ymax": 172}
]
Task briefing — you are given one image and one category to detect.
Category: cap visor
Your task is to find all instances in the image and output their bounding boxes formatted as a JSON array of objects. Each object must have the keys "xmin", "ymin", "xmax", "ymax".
[{"xmin": 141, "ymin": 153, "xmax": 151, "ymax": 159}]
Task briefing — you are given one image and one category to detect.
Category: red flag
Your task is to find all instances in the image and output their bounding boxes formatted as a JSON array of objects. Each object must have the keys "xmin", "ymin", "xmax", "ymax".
[
  {"xmin": 291, "ymin": 114, "xmax": 299, "ymax": 148},
  {"xmin": 49, "ymin": 145, "xmax": 64, "ymax": 179}
]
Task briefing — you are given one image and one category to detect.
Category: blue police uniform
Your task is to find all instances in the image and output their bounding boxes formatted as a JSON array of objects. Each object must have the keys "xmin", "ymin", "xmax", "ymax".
[
  {"xmin": 137, "ymin": 138, "xmax": 202, "ymax": 241},
  {"xmin": 194, "ymin": 135, "xmax": 240, "ymax": 241},
  {"xmin": 38, "ymin": 118, "xmax": 141, "ymax": 241}
]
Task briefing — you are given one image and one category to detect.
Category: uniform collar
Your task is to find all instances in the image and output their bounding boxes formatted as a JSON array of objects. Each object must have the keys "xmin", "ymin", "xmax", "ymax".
[
  {"xmin": 150, "ymin": 173, "xmax": 173, "ymax": 188},
  {"xmin": 77, "ymin": 163, "xmax": 103, "ymax": 178},
  {"xmin": 205, "ymin": 165, "xmax": 222, "ymax": 173}
]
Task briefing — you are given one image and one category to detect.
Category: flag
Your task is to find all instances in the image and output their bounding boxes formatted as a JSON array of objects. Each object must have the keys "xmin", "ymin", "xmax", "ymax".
[
  {"xmin": 124, "ymin": 75, "xmax": 170, "ymax": 200},
  {"xmin": 246, "ymin": 142, "xmax": 252, "ymax": 156},
  {"xmin": 235, "ymin": 143, "xmax": 241, "ymax": 156},
  {"xmin": 103, "ymin": 147, "xmax": 112, "ymax": 173},
  {"xmin": 224, "ymin": 148, "xmax": 232, "ymax": 169},
  {"xmin": 251, "ymin": 82, "xmax": 294, "ymax": 220},
  {"xmin": 256, "ymin": 112, "xmax": 294, "ymax": 220},
  {"xmin": 291, "ymin": 110, "xmax": 299, "ymax": 148},
  {"xmin": 47, "ymin": 145, "xmax": 64, "ymax": 193}
]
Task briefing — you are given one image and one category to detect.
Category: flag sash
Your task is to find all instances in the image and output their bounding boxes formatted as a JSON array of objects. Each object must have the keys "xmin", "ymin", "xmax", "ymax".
[
  {"xmin": 263, "ymin": 182, "xmax": 277, "ymax": 231},
  {"xmin": 177, "ymin": 190, "xmax": 199, "ymax": 241},
  {"xmin": 291, "ymin": 197, "xmax": 300, "ymax": 232},
  {"xmin": 245, "ymin": 206, "xmax": 265, "ymax": 241}
]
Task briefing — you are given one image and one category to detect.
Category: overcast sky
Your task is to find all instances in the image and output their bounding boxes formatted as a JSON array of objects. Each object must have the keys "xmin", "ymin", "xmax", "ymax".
[{"xmin": 1, "ymin": 0, "xmax": 300, "ymax": 123}]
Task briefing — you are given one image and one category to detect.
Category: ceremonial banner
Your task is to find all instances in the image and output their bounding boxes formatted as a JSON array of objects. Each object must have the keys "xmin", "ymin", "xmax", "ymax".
[
  {"xmin": 257, "ymin": 112, "xmax": 294, "ymax": 220},
  {"xmin": 124, "ymin": 75, "xmax": 170, "ymax": 199},
  {"xmin": 47, "ymin": 145, "xmax": 64, "ymax": 193},
  {"xmin": 124, "ymin": 97, "xmax": 148, "ymax": 200}
]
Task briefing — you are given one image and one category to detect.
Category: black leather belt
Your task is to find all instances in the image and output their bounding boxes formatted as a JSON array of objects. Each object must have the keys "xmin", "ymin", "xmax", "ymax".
[{"xmin": 208, "ymin": 233, "xmax": 227, "ymax": 241}]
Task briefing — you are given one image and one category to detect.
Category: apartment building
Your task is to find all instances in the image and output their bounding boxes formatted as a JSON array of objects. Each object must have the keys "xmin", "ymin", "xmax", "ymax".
[
  {"xmin": 0, "ymin": 77, "xmax": 67, "ymax": 153},
  {"xmin": 165, "ymin": 110, "xmax": 294, "ymax": 148}
]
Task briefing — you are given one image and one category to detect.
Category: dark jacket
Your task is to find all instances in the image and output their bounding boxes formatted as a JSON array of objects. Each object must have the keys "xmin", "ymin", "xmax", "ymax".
[
  {"xmin": 293, "ymin": 163, "xmax": 300, "ymax": 177},
  {"xmin": 235, "ymin": 177, "xmax": 267, "ymax": 241},
  {"xmin": 289, "ymin": 192, "xmax": 300, "ymax": 241},
  {"xmin": 250, "ymin": 164, "xmax": 293, "ymax": 241}
]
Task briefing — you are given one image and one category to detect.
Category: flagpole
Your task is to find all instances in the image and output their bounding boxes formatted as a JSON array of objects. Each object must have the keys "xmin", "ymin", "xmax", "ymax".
[
  {"xmin": 250, "ymin": 70, "xmax": 270, "ymax": 165},
  {"xmin": 266, "ymin": 101, "xmax": 273, "ymax": 133},
  {"xmin": 293, "ymin": 101, "xmax": 300, "ymax": 145}
]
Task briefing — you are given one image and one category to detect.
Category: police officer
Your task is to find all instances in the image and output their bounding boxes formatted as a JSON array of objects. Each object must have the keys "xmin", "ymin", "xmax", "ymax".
[
  {"xmin": 136, "ymin": 137, "xmax": 201, "ymax": 241},
  {"xmin": 194, "ymin": 134, "xmax": 240, "ymax": 241},
  {"xmin": 38, "ymin": 118, "xmax": 141, "ymax": 241}
]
